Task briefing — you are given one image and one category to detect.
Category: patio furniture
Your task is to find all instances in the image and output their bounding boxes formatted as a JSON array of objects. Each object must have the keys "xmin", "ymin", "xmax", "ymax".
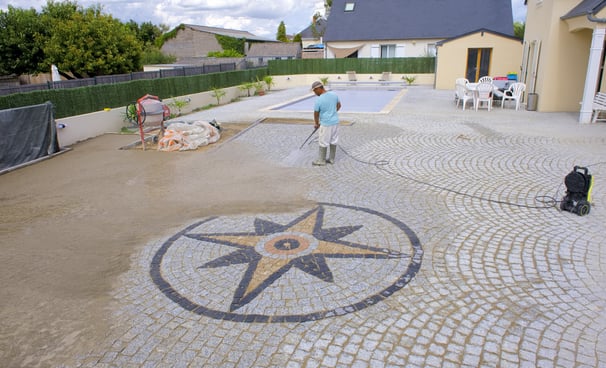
[
  {"xmin": 501, "ymin": 82, "xmax": 526, "ymax": 110},
  {"xmin": 379, "ymin": 72, "xmax": 392, "ymax": 81},
  {"xmin": 454, "ymin": 78, "xmax": 469, "ymax": 104},
  {"xmin": 455, "ymin": 83, "xmax": 474, "ymax": 110},
  {"xmin": 455, "ymin": 77, "xmax": 469, "ymax": 86},
  {"xmin": 474, "ymin": 82, "xmax": 494, "ymax": 111},
  {"xmin": 592, "ymin": 92, "xmax": 606, "ymax": 122},
  {"xmin": 478, "ymin": 76, "xmax": 493, "ymax": 84}
]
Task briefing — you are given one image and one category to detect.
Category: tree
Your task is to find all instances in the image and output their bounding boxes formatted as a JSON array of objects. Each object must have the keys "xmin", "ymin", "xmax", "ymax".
[
  {"xmin": 43, "ymin": 5, "xmax": 143, "ymax": 77},
  {"xmin": 0, "ymin": 6, "xmax": 45, "ymax": 75},
  {"xmin": 514, "ymin": 21, "xmax": 525, "ymax": 39},
  {"xmin": 276, "ymin": 21, "xmax": 288, "ymax": 42}
]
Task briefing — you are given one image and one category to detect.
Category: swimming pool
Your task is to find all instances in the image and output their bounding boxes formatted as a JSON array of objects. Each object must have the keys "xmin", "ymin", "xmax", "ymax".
[{"xmin": 270, "ymin": 88, "xmax": 406, "ymax": 113}]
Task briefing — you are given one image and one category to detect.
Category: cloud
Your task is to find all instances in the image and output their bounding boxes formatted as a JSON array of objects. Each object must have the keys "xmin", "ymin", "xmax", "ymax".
[{"xmin": 1, "ymin": 0, "xmax": 525, "ymax": 40}]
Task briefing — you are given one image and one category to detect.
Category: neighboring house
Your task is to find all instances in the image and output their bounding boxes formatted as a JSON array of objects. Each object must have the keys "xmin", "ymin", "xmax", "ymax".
[
  {"xmin": 161, "ymin": 24, "xmax": 275, "ymax": 61},
  {"xmin": 299, "ymin": 18, "xmax": 328, "ymax": 49},
  {"xmin": 298, "ymin": 18, "xmax": 327, "ymax": 59},
  {"xmin": 523, "ymin": 0, "xmax": 606, "ymax": 123},
  {"xmin": 245, "ymin": 43, "xmax": 302, "ymax": 67},
  {"xmin": 323, "ymin": 0, "xmax": 515, "ymax": 59},
  {"xmin": 435, "ymin": 30, "xmax": 523, "ymax": 89}
]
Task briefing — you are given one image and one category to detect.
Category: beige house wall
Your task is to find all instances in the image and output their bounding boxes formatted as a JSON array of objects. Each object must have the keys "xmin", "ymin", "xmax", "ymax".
[
  {"xmin": 161, "ymin": 28, "xmax": 222, "ymax": 59},
  {"xmin": 326, "ymin": 39, "xmax": 440, "ymax": 58},
  {"xmin": 434, "ymin": 32, "xmax": 523, "ymax": 90},
  {"xmin": 524, "ymin": 0, "xmax": 594, "ymax": 112}
]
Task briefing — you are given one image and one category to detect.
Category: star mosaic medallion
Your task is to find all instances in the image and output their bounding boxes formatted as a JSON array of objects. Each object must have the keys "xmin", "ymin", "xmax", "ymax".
[{"xmin": 151, "ymin": 203, "xmax": 422, "ymax": 322}]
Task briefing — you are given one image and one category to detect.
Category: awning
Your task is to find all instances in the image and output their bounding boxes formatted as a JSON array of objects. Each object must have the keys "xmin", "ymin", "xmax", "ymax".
[{"xmin": 328, "ymin": 45, "xmax": 363, "ymax": 58}]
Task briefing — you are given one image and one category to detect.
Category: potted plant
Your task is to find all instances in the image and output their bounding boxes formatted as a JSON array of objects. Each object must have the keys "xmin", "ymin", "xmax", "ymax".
[
  {"xmin": 402, "ymin": 75, "xmax": 417, "ymax": 85},
  {"xmin": 238, "ymin": 82, "xmax": 255, "ymax": 97},
  {"xmin": 254, "ymin": 80, "xmax": 265, "ymax": 96},
  {"xmin": 263, "ymin": 75, "xmax": 275, "ymax": 91}
]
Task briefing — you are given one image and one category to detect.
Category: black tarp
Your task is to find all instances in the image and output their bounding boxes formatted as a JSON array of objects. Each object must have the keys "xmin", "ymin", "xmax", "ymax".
[{"xmin": 0, "ymin": 102, "xmax": 60, "ymax": 171}]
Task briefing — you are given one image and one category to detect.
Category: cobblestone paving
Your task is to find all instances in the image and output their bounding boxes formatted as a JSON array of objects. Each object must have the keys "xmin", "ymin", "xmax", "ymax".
[{"xmin": 76, "ymin": 86, "xmax": 606, "ymax": 367}]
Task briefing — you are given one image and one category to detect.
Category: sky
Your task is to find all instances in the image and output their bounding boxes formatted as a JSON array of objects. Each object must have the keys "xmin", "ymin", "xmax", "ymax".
[{"xmin": 1, "ymin": 0, "xmax": 527, "ymax": 40}]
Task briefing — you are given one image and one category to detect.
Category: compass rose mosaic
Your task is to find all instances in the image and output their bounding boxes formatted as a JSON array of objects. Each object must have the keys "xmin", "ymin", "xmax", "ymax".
[{"xmin": 151, "ymin": 203, "xmax": 423, "ymax": 322}]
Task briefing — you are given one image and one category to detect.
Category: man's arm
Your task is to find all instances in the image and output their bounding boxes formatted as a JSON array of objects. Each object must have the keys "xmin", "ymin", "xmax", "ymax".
[
  {"xmin": 314, "ymin": 111, "xmax": 320, "ymax": 129},
  {"xmin": 336, "ymin": 101, "xmax": 342, "ymax": 111}
]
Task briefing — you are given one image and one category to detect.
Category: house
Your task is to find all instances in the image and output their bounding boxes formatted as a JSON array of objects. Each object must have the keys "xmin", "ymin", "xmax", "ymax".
[
  {"xmin": 160, "ymin": 24, "xmax": 275, "ymax": 61},
  {"xmin": 434, "ymin": 29, "xmax": 523, "ymax": 89},
  {"xmin": 298, "ymin": 18, "xmax": 327, "ymax": 59},
  {"xmin": 523, "ymin": 0, "xmax": 606, "ymax": 123},
  {"xmin": 323, "ymin": 0, "xmax": 515, "ymax": 59},
  {"xmin": 245, "ymin": 43, "xmax": 302, "ymax": 67}
]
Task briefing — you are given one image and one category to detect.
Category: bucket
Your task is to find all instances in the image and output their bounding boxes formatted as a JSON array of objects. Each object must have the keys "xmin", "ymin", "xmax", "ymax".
[{"xmin": 526, "ymin": 93, "xmax": 538, "ymax": 111}]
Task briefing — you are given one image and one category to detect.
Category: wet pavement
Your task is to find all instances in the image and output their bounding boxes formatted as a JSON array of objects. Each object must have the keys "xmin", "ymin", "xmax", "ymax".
[{"xmin": 5, "ymin": 85, "xmax": 606, "ymax": 367}]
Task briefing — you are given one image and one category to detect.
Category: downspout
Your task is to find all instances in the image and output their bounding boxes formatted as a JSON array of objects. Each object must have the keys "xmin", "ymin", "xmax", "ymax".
[
  {"xmin": 579, "ymin": 12, "xmax": 606, "ymax": 122},
  {"xmin": 587, "ymin": 13, "xmax": 606, "ymax": 23}
]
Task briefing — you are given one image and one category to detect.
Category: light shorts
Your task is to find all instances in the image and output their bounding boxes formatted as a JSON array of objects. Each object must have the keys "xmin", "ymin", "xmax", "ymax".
[{"xmin": 318, "ymin": 125, "xmax": 339, "ymax": 148}]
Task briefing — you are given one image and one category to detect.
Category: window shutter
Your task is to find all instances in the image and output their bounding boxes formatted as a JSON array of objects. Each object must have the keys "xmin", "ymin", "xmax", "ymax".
[
  {"xmin": 370, "ymin": 44, "xmax": 380, "ymax": 58},
  {"xmin": 395, "ymin": 44, "xmax": 405, "ymax": 57}
]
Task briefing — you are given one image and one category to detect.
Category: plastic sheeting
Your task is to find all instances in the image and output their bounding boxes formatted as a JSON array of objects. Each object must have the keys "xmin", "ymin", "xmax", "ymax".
[
  {"xmin": 157, "ymin": 121, "xmax": 221, "ymax": 151},
  {"xmin": 0, "ymin": 102, "xmax": 60, "ymax": 171}
]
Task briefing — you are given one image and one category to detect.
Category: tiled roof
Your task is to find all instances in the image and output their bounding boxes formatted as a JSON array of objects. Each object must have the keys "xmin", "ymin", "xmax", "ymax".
[
  {"xmin": 298, "ymin": 18, "xmax": 328, "ymax": 39},
  {"xmin": 184, "ymin": 24, "xmax": 276, "ymax": 42},
  {"xmin": 246, "ymin": 42, "xmax": 301, "ymax": 57},
  {"xmin": 562, "ymin": 0, "xmax": 606, "ymax": 19},
  {"xmin": 324, "ymin": 0, "xmax": 514, "ymax": 42}
]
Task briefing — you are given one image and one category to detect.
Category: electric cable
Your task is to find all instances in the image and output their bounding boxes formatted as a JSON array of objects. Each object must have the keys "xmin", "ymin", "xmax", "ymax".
[{"xmin": 336, "ymin": 145, "xmax": 604, "ymax": 211}]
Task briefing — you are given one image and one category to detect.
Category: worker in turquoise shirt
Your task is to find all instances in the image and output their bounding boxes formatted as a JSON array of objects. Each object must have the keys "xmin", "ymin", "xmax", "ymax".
[{"xmin": 311, "ymin": 81, "xmax": 341, "ymax": 166}]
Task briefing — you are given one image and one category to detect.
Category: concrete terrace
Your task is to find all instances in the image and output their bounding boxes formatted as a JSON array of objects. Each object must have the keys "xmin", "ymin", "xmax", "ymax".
[{"xmin": 1, "ymin": 85, "xmax": 605, "ymax": 367}]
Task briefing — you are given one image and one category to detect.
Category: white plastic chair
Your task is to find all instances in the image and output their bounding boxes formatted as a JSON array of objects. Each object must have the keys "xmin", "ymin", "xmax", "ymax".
[
  {"xmin": 456, "ymin": 83, "xmax": 474, "ymax": 110},
  {"xmin": 478, "ymin": 76, "xmax": 493, "ymax": 84},
  {"xmin": 454, "ymin": 78, "xmax": 469, "ymax": 104},
  {"xmin": 501, "ymin": 82, "xmax": 526, "ymax": 110},
  {"xmin": 474, "ymin": 82, "xmax": 494, "ymax": 111},
  {"xmin": 455, "ymin": 77, "xmax": 469, "ymax": 86}
]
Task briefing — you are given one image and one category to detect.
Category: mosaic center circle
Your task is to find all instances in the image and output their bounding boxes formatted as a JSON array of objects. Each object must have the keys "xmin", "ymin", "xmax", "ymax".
[{"xmin": 150, "ymin": 203, "xmax": 423, "ymax": 323}]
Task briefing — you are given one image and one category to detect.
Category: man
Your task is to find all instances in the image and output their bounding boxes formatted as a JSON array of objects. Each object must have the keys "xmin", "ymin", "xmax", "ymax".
[{"xmin": 311, "ymin": 81, "xmax": 341, "ymax": 166}]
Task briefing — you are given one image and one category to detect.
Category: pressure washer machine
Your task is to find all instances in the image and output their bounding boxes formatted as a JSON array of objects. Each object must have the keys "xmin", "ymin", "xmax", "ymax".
[{"xmin": 560, "ymin": 166, "xmax": 594, "ymax": 216}]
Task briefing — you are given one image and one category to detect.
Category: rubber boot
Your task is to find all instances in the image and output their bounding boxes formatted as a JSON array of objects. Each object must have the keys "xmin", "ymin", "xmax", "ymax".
[
  {"xmin": 327, "ymin": 144, "xmax": 337, "ymax": 164},
  {"xmin": 312, "ymin": 147, "xmax": 327, "ymax": 166}
]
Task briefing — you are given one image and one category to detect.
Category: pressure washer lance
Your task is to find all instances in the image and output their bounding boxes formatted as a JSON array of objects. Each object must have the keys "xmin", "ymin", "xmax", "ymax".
[{"xmin": 300, "ymin": 126, "xmax": 319, "ymax": 149}]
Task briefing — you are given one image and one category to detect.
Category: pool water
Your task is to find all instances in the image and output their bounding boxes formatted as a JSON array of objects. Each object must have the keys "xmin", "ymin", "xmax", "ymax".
[{"xmin": 271, "ymin": 88, "xmax": 405, "ymax": 113}]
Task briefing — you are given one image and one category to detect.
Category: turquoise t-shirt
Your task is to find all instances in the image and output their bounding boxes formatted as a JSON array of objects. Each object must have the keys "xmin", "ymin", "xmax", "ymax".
[{"xmin": 314, "ymin": 91, "xmax": 340, "ymax": 126}]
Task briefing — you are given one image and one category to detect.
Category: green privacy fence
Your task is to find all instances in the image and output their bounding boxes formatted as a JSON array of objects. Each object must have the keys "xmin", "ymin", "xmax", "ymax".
[
  {"xmin": 0, "ymin": 69, "xmax": 267, "ymax": 119},
  {"xmin": 268, "ymin": 58, "xmax": 435, "ymax": 75}
]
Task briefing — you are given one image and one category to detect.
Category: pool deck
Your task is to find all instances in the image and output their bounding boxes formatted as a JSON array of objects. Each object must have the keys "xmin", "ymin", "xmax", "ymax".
[{"xmin": 2, "ymin": 85, "xmax": 606, "ymax": 367}]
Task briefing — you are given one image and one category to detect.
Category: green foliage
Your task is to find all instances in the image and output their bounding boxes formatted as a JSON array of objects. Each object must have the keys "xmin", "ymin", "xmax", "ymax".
[
  {"xmin": 276, "ymin": 21, "xmax": 288, "ymax": 42},
  {"xmin": 167, "ymin": 96, "xmax": 191, "ymax": 117},
  {"xmin": 0, "ymin": 6, "xmax": 46, "ymax": 75},
  {"xmin": 254, "ymin": 79, "xmax": 265, "ymax": 93},
  {"xmin": 292, "ymin": 33, "xmax": 302, "ymax": 44},
  {"xmin": 319, "ymin": 76, "xmax": 329, "ymax": 86},
  {"xmin": 238, "ymin": 82, "xmax": 255, "ymax": 97},
  {"xmin": 0, "ymin": 68, "xmax": 268, "ymax": 118},
  {"xmin": 207, "ymin": 49, "xmax": 244, "ymax": 58},
  {"xmin": 268, "ymin": 58, "xmax": 435, "ymax": 75},
  {"xmin": 215, "ymin": 34, "xmax": 245, "ymax": 55},
  {"xmin": 157, "ymin": 24, "xmax": 185, "ymax": 47},
  {"xmin": 43, "ymin": 7, "xmax": 143, "ymax": 77},
  {"xmin": 402, "ymin": 75, "xmax": 417, "ymax": 85},
  {"xmin": 514, "ymin": 22, "xmax": 525, "ymax": 40},
  {"xmin": 142, "ymin": 47, "xmax": 176, "ymax": 64},
  {"xmin": 1, "ymin": 1, "xmax": 150, "ymax": 76},
  {"xmin": 263, "ymin": 75, "xmax": 275, "ymax": 91},
  {"xmin": 211, "ymin": 87, "xmax": 226, "ymax": 105}
]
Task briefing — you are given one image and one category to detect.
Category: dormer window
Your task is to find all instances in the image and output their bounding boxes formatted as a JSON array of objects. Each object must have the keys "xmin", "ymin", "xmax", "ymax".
[{"xmin": 345, "ymin": 2, "xmax": 355, "ymax": 11}]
